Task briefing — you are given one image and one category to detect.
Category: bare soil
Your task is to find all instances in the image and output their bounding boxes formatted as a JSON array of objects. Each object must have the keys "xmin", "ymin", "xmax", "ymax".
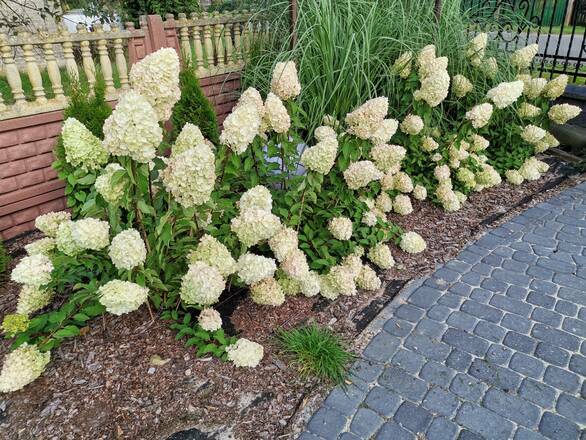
[{"xmin": 1, "ymin": 161, "xmax": 584, "ymax": 440}]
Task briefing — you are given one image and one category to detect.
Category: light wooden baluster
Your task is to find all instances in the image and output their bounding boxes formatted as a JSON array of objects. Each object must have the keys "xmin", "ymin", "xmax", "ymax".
[
  {"xmin": 224, "ymin": 22, "xmax": 234, "ymax": 66},
  {"xmin": 0, "ymin": 92, "xmax": 5, "ymax": 112},
  {"xmin": 20, "ymin": 30, "xmax": 47, "ymax": 104},
  {"xmin": 233, "ymin": 22, "xmax": 243, "ymax": 64},
  {"xmin": 43, "ymin": 41, "xmax": 65, "ymax": 101},
  {"xmin": 242, "ymin": 21, "xmax": 251, "ymax": 57},
  {"xmin": 77, "ymin": 23, "xmax": 96, "ymax": 90},
  {"xmin": 0, "ymin": 34, "xmax": 25, "ymax": 106},
  {"xmin": 192, "ymin": 24, "xmax": 205, "ymax": 72},
  {"xmin": 113, "ymin": 26, "xmax": 129, "ymax": 90},
  {"xmin": 178, "ymin": 14, "xmax": 192, "ymax": 62},
  {"xmin": 214, "ymin": 20, "xmax": 225, "ymax": 68},
  {"xmin": 203, "ymin": 24, "xmax": 214, "ymax": 68},
  {"xmin": 60, "ymin": 25, "xmax": 79, "ymax": 80},
  {"xmin": 95, "ymin": 24, "xmax": 115, "ymax": 95}
]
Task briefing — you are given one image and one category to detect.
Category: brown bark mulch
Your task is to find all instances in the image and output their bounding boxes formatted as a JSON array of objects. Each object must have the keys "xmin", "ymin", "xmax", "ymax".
[{"xmin": 0, "ymin": 161, "xmax": 584, "ymax": 440}]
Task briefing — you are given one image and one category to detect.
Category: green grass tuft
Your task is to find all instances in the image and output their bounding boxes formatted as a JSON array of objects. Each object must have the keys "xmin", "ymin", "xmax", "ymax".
[
  {"xmin": 277, "ymin": 323, "xmax": 355, "ymax": 385},
  {"xmin": 0, "ymin": 240, "xmax": 10, "ymax": 280}
]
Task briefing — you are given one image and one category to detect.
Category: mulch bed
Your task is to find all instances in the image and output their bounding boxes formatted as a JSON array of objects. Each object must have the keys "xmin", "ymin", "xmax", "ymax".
[{"xmin": 1, "ymin": 160, "xmax": 584, "ymax": 440}]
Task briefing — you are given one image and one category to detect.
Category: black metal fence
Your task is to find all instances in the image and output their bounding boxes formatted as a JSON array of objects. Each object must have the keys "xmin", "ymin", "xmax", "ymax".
[{"xmin": 463, "ymin": 0, "xmax": 586, "ymax": 83}]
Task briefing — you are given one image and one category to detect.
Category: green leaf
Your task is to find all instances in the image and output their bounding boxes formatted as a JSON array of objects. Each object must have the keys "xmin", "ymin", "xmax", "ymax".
[
  {"xmin": 54, "ymin": 325, "xmax": 80, "ymax": 339},
  {"xmin": 76, "ymin": 174, "xmax": 96, "ymax": 185}
]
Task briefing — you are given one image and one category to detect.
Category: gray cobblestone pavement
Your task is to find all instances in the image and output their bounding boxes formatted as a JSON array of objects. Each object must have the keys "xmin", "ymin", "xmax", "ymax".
[{"xmin": 299, "ymin": 182, "xmax": 586, "ymax": 440}]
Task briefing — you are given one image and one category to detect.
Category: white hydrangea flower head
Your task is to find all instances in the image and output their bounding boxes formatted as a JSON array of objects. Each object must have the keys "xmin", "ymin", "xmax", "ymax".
[
  {"xmin": 414, "ymin": 69, "xmax": 451, "ymax": 107},
  {"xmin": 264, "ymin": 92, "xmax": 291, "ymax": 133},
  {"xmin": 417, "ymin": 45, "xmax": 437, "ymax": 70},
  {"xmin": 421, "ymin": 136, "xmax": 439, "ymax": 152},
  {"xmin": 239, "ymin": 87, "xmax": 265, "ymax": 119},
  {"xmin": 511, "ymin": 44, "xmax": 539, "ymax": 70},
  {"xmin": 483, "ymin": 57, "xmax": 498, "ymax": 78},
  {"xmin": 300, "ymin": 136, "xmax": 338, "ymax": 174},
  {"xmin": 341, "ymin": 254, "xmax": 363, "ymax": 278},
  {"xmin": 356, "ymin": 265, "xmax": 381, "ymax": 291},
  {"xmin": 180, "ymin": 261, "xmax": 225, "ymax": 305},
  {"xmin": 470, "ymin": 134, "xmax": 489, "ymax": 152},
  {"xmin": 436, "ymin": 183, "xmax": 461, "ymax": 212},
  {"xmin": 319, "ymin": 274, "xmax": 339, "ymax": 300},
  {"xmin": 521, "ymin": 125, "xmax": 547, "ymax": 144},
  {"xmin": 95, "ymin": 163, "xmax": 126, "ymax": 205},
  {"xmin": 11, "ymin": 254, "xmax": 53, "ymax": 287},
  {"xmin": 505, "ymin": 169, "xmax": 524, "ymax": 185},
  {"xmin": 518, "ymin": 103, "xmax": 541, "ymax": 119},
  {"xmin": 231, "ymin": 208, "xmax": 281, "ymax": 247},
  {"xmin": 475, "ymin": 163, "xmax": 502, "ymax": 188},
  {"xmin": 108, "ymin": 229, "xmax": 147, "ymax": 271},
  {"xmin": 362, "ymin": 210, "xmax": 378, "ymax": 226},
  {"xmin": 35, "ymin": 211, "xmax": 71, "ymax": 238},
  {"xmin": 250, "ymin": 277, "xmax": 285, "ymax": 306},
  {"xmin": 486, "ymin": 81, "xmax": 524, "ymax": 109},
  {"xmin": 370, "ymin": 119, "xmax": 399, "ymax": 145},
  {"xmin": 198, "ymin": 308, "xmax": 222, "ymax": 331},
  {"xmin": 226, "ymin": 338, "xmax": 264, "ymax": 368},
  {"xmin": 548, "ymin": 104, "xmax": 581, "ymax": 125},
  {"xmin": 413, "ymin": 184, "xmax": 427, "ymax": 200},
  {"xmin": 0, "ymin": 343, "xmax": 50, "ymax": 393},
  {"xmin": 328, "ymin": 217, "xmax": 353, "ymax": 240},
  {"xmin": 535, "ymin": 159, "xmax": 550, "ymax": 173},
  {"xmin": 465, "ymin": 103, "xmax": 493, "ymax": 129},
  {"xmin": 299, "ymin": 271, "xmax": 321, "ymax": 297},
  {"xmin": 188, "ymin": 234, "xmax": 237, "ymax": 277},
  {"xmin": 327, "ymin": 265, "xmax": 357, "ymax": 296},
  {"xmin": 393, "ymin": 51, "xmax": 413, "ymax": 78},
  {"xmin": 521, "ymin": 77, "xmax": 547, "ymax": 100},
  {"xmin": 393, "ymin": 194, "xmax": 413, "ymax": 216},
  {"xmin": 268, "ymin": 227, "xmax": 299, "ymax": 262},
  {"xmin": 400, "ymin": 114, "xmax": 424, "ymax": 135},
  {"xmin": 277, "ymin": 272, "xmax": 301, "ymax": 295},
  {"xmin": 343, "ymin": 160, "xmax": 383, "ymax": 189},
  {"xmin": 237, "ymin": 253, "xmax": 277, "ymax": 285},
  {"xmin": 452, "ymin": 75, "xmax": 473, "ymax": 98},
  {"xmin": 314, "ymin": 125, "xmax": 337, "ymax": 142},
  {"xmin": 400, "ymin": 232, "xmax": 427, "ymax": 254},
  {"xmin": 370, "ymin": 143, "xmax": 406, "ymax": 172},
  {"xmin": 271, "ymin": 61, "xmax": 301, "ymax": 101},
  {"xmin": 55, "ymin": 221, "xmax": 83, "ymax": 256},
  {"xmin": 542, "ymin": 75, "xmax": 568, "ymax": 99},
  {"xmin": 172, "ymin": 123, "xmax": 207, "ymax": 157},
  {"xmin": 376, "ymin": 192, "xmax": 393, "ymax": 213},
  {"xmin": 455, "ymin": 191, "xmax": 468, "ymax": 204},
  {"xmin": 129, "ymin": 47, "xmax": 180, "ymax": 121},
  {"xmin": 71, "ymin": 218, "xmax": 110, "ymax": 251},
  {"xmin": 239, "ymin": 185, "xmax": 273, "ymax": 213},
  {"xmin": 345, "ymin": 97, "xmax": 389, "ymax": 140},
  {"xmin": 98, "ymin": 280, "xmax": 149, "ymax": 315},
  {"xmin": 519, "ymin": 157, "xmax": 542, "ymax": 181},
  {"xmin": 434, "ymin": 164, "xmax": 451, "ymax": 182},
  {"xmin": 102, "ymin": 90, "xmax": 162, "ymax": 163},
  {"xmin": 220, "ymin": 101, "xmax": 261, "ymax": 155},
  {"xmin": 25, "ymin": 238, "xmax": 55, "ymax": 256},
  {"xmin": 467, "ymin": 33, "xmax": 487, "ymax": 66},
  {"xmin": 367, "ymin": 243, "xmax": 395, "ymax": 269},
  {"xmin": 281, "ymin": 249, "xmax": 310, "ymax": 281},
  {"xmin": 61, "ymin": 118, "xmax": 109, "ymax": 171},
  {"xmin": 535, "ymin": 132, "xmax": 560, "ymax": 153},
  {"xmin": 380, "ymin": 171, "xmax": 396, "ymax": 190},
  {"xmin": 16, "ymin": 285, "xmax": 53, "ymax": 315},
  {"xmin": 456, "ymin": 167, "xmax": 476, "ymax": 189},
  {"xmin": 393, "ymin": 171, "xmax": 414, "ymax": 193}
]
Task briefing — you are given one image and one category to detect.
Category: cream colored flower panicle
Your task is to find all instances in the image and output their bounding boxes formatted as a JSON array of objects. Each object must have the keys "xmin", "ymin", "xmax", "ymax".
[
  {"xmin": 505, "ymin": 169, "xmax": 524, "ymax": 185},
  {"xmin": 511, "ymin": 44, "xmax": 539, "ymax": 70},
  {"xmin": 11, "ymin": 254, "xmax": 53, "ymax": 287},
  {"xmin": 400, "ymin": 114, "xmax": 424, "ymax": 135},
  {"xmin": 467, "ymin": 33, "xmax": 487, "ymax": 66},
  {"xmin": 264, "ymin": 92, "xmax": 291, "ymax": 133},
  {"xmin": 535, "ymin": 132, "xmax": 560, "ymax": 153},
  {"xmin": 483, "ymin": 57, "xmax": 498, "ymax": 78},
  {"xmin": 521, "ymin": 77, "xmax": 547, "ymax": 100},
  {"xmin": 231, "ymin": 208, "xmax": 281, "ymax": 247},
  {"xmin": 180, "ymin": 261, "xmax": 225, "ymax": 306},
  {"xmin": 314, "ymin": 125, "xmax": 337, "ymax": 142},
  {"xmin": 198, "ymin": 308, "xmax": 222, "ymax": 331},
  {"xmin": 542, "ymin": 75, "xmax": 568, "ymax": 99},
  {"xmin": 434, "ymin": 164, "xmax": 451, "ymax": 182},
  {"xmin": 376, "ymin": 192, "xmax": 393, "ymax": 213},
  {"xmin": 271, "ymin": 61, "xmax": 301, "ymax": 101},
  {"xmin": 161, "ymin": 143, "xmax": 215, "ymax": 208},
  {"xmin": 281, "ymin": 249, "xmax": 310, "ymax": 280},
  {"xmin": 16, "ymin": 285, "xmax": 53, "ymax": 315},
  {"xmin": 345, "ymin": 97, "xmax": 389, "ymax": 140},
  {"xmin": 129, "ymin": 47, "xmax": 180, "ymax": 121},
  {"xmin": 71, "ymin": 218, "xmax": 110, "ymax": 250},
  {"xmin": 356, "ymin": 265, "xmax": 381, "ymax": 291},
  {"xmin": 103, "ymin": 91, "xmax": 162, "ymax": 163},
  {"xmin": 452, "ymin": 75, "xmax": 473, "ymax": 98},
  {"xmin": 521, "ymin": 125, "xmax": 547, "ymax": 144},
  {"xmin": 465, "ymin": 103, "xmax": 493, "ymax": 128},
  {"xmin": 0, "ymin": 343, "xmax": 50, "ymax": 393},
  {"xmin": 394, "ymin": 194, "xmax": 413, "ymax": 215},
  {"xmin": 188, "ymin": 234, "xmax": 237, "ymax": 277},
  {"xmin": 226, "ymin": 338, "xmax": 264, "ymax": 368},
  {"xmin": 324, "ymin": 265, "xmax": 357, "ymax": 297},
  {"xmin": 239, "ymin": 87, "xmax": 265, "ymax": 118},
  {"xmin": 370, "ymin": 144, "xmax": 406, "ymax": 172},
  {"xmin": 25, "ymin": 238, "xmax": 55, "ymax": 256},
  {"xmin": 250, "ymin": 277, "xmax": 285, "ymax": 306},
  {"xmin": 1, "ymin": 314, "xmax": 29, "ymax": 337},
  {"xmin": 299, "ymin": 271, "xmax": 321, "ymax": 297},
  {"xmin": 239, "ymin": 185, "xmax": 273, "ymax": 213},
  {"xmin": 220, "ymin": 100, "xmax": 261, "ymax": 155},
  {"xmin": 393, "ymin": 51, "xmax": 413, "ymax": 78},
  {"xmin": 413, "ymin": 184, "xmax": 427, "ymax": 200},
  {"xmin": 108, "ymin": 229, "xmax": 147, "ymax": 270},
  {"xmin": 400, "ymin": 232, "xmax": 427, "ymax": 254},
  {"xmin": 371, "ymin": 119, "xmax": 399, "ymax": 145},
  {"xmin": 367, "ymin": 243, "xmax": 395, "ymax": 269},
  {"xmin": 518, "ymin": 103, "xmax": 541, "ymax": 119},
  {"xmin": 486, "ymin": 81, "xmax": 524, "ymax": 108},
  {"xmin": 328, "ymin": 217, "xmax": 353, "ymax": 240},
  {"xmin": 35, "ymin": 211, "xmax": 71, "ymax": 238},
  {"xmin": 470, "ymin": 134, "xmax": 489, "ymax": 152},
  {"xmin": 343, "ymin": 161, "xmax": 383, "ymax": 189},
  {"xmin": 456, "ymin": 168, "xmax": 476, "ymax": 190},
  {"xmin": 422, "ymin": 136, "xmax": 439, "ymax": 152},
  {"xmin": 237, "ymin": 253, "xmax": 277, "ymax": 285},
  {"xmin": 61, "ymin": 118, "xmax": 109, "ymax": 171},
  {"xmin": 548, "ymin": 103, "xmax": 581, "ymax": 125},
  {"xmin": 172, "ymin": 123, "xmax": 207, "ymax": 157},
  {"xmin": 475, "ymin": 163, "xmax": 502, "ymax": 189},
  {"xmin": 55, "ymin": 221, "xmax": 83, "ymax": 256},
  {"xmin": 98, "ymin": 280, "xmax": 149, "ymax": 315},
  {"xmin": 268, "ymin": 227, "xmax": 298, "ymax": 262},
  {"xmin": 301, "ymin": 136, "xmax": 338, "ymax": 175},
  {"xmin": 278, "ymin": 272, "xmax": 301, "ymax": 295},
  {"xmin": 436, "ymin": 183, "xmax": 461, "ymax": 212},
  {"xmin": 414, "ymin": 69, "xmax": 450, "ymax": 107},
  {"xmin": 394, "ymin": 171, "xmax": 413, "ymax": 193},
  {"xmin": 519, "ymin": 157, "xmax": 542, "ymax": 181},
  {"xmin": 95, "ymin": 163, "xmax": 126, "ymax": 205}
]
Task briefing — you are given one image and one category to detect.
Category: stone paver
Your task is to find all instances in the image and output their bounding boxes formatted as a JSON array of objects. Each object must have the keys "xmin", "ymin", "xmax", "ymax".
[{"xmin": 299, "ymin": 182, "xmax": 586, "ymax": 439}]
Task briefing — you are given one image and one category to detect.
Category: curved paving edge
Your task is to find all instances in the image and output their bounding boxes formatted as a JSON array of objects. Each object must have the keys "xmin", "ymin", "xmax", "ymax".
[{"xmin": 299, "ymin": 182, "xmax": 586, "ymax": 440}]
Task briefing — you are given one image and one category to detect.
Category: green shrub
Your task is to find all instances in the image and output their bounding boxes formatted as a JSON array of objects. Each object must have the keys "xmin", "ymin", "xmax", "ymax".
[
  {"xmin": 121, "ymin": 0, "xmax": 201, "ymax": 24},
  {"xmin": 0, "ymin": 240, "xmax": 9, "ymax": 280},
  {"xmin": 277, "ymin": 324, "xmax": 354, "ymax": 384},
  {"xmin": 171, "ymin": 65, "xmax": 220, "ymax": 145}
]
